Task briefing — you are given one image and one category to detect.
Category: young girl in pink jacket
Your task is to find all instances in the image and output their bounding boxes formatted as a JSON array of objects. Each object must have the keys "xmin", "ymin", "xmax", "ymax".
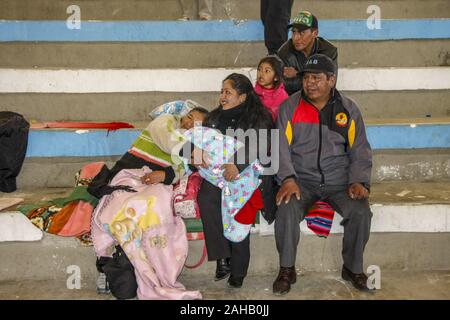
[{"xmin": 254, "ymin": 55, "xmax": 289, "ymax": 121}]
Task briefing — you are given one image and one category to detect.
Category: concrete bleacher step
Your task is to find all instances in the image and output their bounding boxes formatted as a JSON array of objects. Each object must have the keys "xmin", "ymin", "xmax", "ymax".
[
  {"xmin": 1, "ymin": 0, "xmax": 449, "ymax": 20},
  {"xmin": 1, "ymin": 2, "xmax": 449, "ymax": 123},
  {"xmin": 14, "ymin": 117, "xmax": 450, "ymax": 188},
  {"xmin": 17, "ymin": 148, "xmax": 450, "ymax": 188},
  {"xmin": 1, "ymin": 181, "xmax": 449, "ymax": 282},
  {"xmin": 2, "ymin": 90, "xmax": 450, "ymax": 123},
  {"xmin": 2, "ymin": 40, "xmax": 449, "ymax": 69}
]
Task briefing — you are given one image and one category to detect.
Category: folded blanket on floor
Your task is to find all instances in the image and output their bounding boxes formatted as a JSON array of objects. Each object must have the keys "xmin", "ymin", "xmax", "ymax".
[
  {"xmin": 0, "ymin": 211, "xmax": 43, "ymax": 242},
  {"xmin": 17, "ymin": 186, "xmax": 98, "ymax": 236},
  {"xmin": 17, "ymin": 162, "xmax": 104, "ymax": 245}
]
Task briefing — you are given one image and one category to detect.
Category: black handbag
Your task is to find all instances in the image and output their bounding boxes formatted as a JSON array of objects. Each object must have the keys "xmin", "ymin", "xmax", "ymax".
[
  {"xmin": 98, "ymin": 245, "xmax": 138, "ymax": 300},
  {"xmin": 0, "ymin": 112, "xmax": 29, "ymax": 192}
]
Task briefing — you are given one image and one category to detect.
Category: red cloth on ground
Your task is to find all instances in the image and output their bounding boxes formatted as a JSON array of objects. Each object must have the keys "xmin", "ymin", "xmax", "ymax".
[
  {"xmin": 234, "ymin": 188, "xmax": 264, "ymax": 225},
  {"xmin": 58, "ymin": 201, "xmax": 94, "ymax": 237},
  {"xmin": 30, "ymin": 122, "xmax": 134, "ymax": 131}
]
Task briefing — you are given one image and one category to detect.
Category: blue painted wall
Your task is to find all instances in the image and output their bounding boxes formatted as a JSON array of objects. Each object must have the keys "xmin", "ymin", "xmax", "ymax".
[
  {"xmin": 26, "ymin": 124, "xmax": 450, "ymax": 157},
  {"xmin": 2, "ymin": 19, "xmax": 450, "ymax": 42}
]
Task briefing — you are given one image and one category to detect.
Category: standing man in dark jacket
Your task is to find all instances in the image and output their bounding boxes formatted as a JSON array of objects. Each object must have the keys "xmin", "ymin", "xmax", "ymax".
[
  {"xmin": 277, "ymin": 10, "xmax": 338, "ymax": 95},
  {"xmin": 260, "ymin": 0, "xmax": 294, "ymax": 55},
  {"xmin": 272, "ymin": 54, "xmax": 374, "ymax": 295}
]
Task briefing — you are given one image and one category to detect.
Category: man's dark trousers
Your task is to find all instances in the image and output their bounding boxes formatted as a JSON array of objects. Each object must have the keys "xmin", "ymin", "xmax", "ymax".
[
  {"xmin": 261, "ymin": 0, "xmax": 294, "ymax": 54},
  {"xmin": 274, "ymin": 180, "xmax": 372, "ymax": 274}
]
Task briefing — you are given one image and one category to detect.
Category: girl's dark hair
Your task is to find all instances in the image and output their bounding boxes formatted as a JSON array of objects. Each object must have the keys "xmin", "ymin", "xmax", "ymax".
[
  {"xmin": 206, "ymin": 73, "xmax": 273, "ymax": 131},
  {"xmin": 257, "ymin": 55, "xmax": 284, "ymax": 88}
]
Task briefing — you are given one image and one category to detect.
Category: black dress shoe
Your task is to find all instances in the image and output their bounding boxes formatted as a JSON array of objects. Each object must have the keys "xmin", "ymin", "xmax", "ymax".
[
  {"xmin": 341, "ymin": 265, "xmax": 374, "ymax": 291},
  {"xmin": 272, "ymin": 266, "xmax": 296, "ymax": 296},
  {"xmin": 215, "ymin": 258, "xmax": 231, "ymax": 281},
  {"xmin": 227, "ymin": 275, "xmax": 244, "ymax": 288}
]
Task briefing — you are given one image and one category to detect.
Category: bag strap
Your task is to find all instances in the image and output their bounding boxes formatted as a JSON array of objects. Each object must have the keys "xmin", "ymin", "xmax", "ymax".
[{"xmin": 184, "ymin": 241, "xmax": 207, "ymax": 269}]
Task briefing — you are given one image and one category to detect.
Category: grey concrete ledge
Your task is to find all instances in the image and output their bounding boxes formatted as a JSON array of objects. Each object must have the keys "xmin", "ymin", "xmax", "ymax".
[
  {"xmin": 1, "ymin": 40, "xmax": 449, "ymax": 69},
  {"xmin": 1, "ymin": 0, "xmax": 449, "ymax": 20},
  {"xmin": 1, "ymin": 90, "xmax": 449, "ymax": 123}
]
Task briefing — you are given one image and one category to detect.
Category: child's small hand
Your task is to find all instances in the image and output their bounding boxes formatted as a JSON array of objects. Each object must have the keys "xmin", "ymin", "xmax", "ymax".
[
  {"xmin": 141, "ymin": 171, "xmax": 166, "ymax": 185},
  {"xmin": 222, "ymin": 164, "xmax": 239, "ymax": 181},
  {"xmin": 191, "ymin": 147, "xmax": 210, "ymax": 168},
  {"xmin": 283, "ymin": 67, "xmax": 298, "ymax": 78}
]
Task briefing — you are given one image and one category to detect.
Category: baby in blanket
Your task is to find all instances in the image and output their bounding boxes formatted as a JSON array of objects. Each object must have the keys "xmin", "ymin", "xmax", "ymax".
[
  {"xmin": 137, "ymin": 105, "xmax": 208, "ymax": 186},
  {"xmin": 181, "ymin": 126, "xmax": 264, "ymax": 243}
]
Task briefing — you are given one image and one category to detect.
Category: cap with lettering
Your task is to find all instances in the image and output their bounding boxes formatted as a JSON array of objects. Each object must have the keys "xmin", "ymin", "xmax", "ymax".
[
  {"xmin": 288, "ymin": 11, "xmax": 318, "ymax": 31},
  {"xmin": 302, "ymin": 54, "xmax": 337, "ymax": 75}
]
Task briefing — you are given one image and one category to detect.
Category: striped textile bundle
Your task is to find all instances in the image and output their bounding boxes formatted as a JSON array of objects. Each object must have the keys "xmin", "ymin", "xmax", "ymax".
[
  {"xmin": 304, "ymin": 201, "xmax": 335, "ymax": 238},
  {"xmin": 129, "ymin": 128, "xmax": 175, "ymax": 168}
]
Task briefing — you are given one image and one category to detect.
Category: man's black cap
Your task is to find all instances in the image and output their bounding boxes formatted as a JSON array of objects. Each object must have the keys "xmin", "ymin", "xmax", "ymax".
[
  {"xmin": 288, "ymin": 11, "xmax": 319, "ymax": 31},
  {"xmin": 302, "ymin": 54, "xmax": 337, "ymax": 75}
]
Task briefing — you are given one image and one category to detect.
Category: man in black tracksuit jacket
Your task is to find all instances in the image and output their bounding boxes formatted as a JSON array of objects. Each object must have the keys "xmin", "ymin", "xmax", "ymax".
[
  {"xmin": 277, "ymin": 11, "xmax": 338, "ymax": 95},
  {"xmin": 272, "ymin": 54, "xmax": 374, "ymax": 295}
]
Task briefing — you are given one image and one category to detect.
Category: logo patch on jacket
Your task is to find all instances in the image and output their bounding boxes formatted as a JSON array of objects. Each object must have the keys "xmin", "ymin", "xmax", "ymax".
[{"xmin": 335, "ymin": 112, "xmax": 348, "ymax": 127}]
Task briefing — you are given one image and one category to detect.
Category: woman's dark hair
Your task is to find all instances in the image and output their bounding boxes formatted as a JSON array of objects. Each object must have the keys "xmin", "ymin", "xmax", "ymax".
[
  {"xmin": 257, "ymin": 55, "xmax": 284, "ymax": 88},
  {"xmin": 206, "ymin": 73, "xmax": 273, "ymax": 131}
]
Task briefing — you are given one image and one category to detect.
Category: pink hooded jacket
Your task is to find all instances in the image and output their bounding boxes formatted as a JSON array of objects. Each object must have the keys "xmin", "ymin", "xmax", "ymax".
[{"xmin": 254, "ymin": 82, "xmax": 289, "ymax": 121}]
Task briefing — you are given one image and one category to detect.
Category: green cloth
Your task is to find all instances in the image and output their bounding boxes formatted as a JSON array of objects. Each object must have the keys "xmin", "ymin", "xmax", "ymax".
[
  {"xmin": 18, "ymin": 186, "xmax": 98, "ymax": 216},
  {"xmin": 184, "ymin": 218, "xmax": 204, "ymax": 233}
]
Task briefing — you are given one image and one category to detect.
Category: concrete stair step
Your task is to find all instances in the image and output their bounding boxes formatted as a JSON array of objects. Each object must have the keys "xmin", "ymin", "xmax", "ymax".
[
  {"xmin": 2, "ymin": 91, "xmax": 449, "ymax": 122},
  {"xmin": 12, "ymin": 118, "xmax": 450, "ymax": 187},
  {"xmin": 2, "ymin": 40, "xmax": 449, "ymax": 69},
  {"xmin": 1, "ymin": 0, "xmax": 449, "ymax": 20},
  {"xmin": 16, "ymin": 148, "xmax": 450, "ymax": 188},
  {"xmin": 1, "ymin": 226, "xmax": 449, "ymax": 281},
  {"xmin": 1, "ymin": 182, "xmax": 450, "ymax": 282}
]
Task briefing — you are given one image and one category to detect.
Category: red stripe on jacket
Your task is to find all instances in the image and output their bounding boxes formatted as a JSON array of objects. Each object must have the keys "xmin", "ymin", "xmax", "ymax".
[{"xmin": 292, "ymin": 99, "xmax": 319, "ymax": 124}]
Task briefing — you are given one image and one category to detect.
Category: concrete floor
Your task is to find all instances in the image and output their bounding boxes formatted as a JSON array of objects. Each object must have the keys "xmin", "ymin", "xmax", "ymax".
[{"xmin": 1, "ymin": 271, "xmax": 449, "ymax": 300}]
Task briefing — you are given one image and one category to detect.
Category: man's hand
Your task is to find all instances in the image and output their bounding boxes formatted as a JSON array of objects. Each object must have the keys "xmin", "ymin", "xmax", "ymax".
[
  {"xmin": 276, "ymin": 178, "xmax": 301, "ymax": 205},
  {"xmin": 141, "ymin": 171, "xmax": 166, "ymax": 185},
  {"xmin": 191, "ymin": 147, "xmax": 210, "ymax": 168},
  {"xmin": 283, "ymin": 67, "xmax": 298, "ymax": 78},
  {"xmin": 222, "ymin": 163, "xmax": 239, "ymax": 182},
  {"xmin": 348, "ymin": 183, "xmax": 369, "ymax": 200}
]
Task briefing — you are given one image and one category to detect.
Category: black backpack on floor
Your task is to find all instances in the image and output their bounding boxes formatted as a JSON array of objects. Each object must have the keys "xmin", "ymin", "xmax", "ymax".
[
  {"xmin": 0, "ymin": 112, "xmax": 29, "ymax": 193},
  {"xmin": 96, "ymin": 245, "xmax": 138, "ymax": 300}
]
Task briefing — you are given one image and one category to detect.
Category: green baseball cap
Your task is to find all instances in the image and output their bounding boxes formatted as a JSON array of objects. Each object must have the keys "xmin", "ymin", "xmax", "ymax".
[{"xmin": 288, "ymin": 11, "xmax": 318, "ymax": 31}]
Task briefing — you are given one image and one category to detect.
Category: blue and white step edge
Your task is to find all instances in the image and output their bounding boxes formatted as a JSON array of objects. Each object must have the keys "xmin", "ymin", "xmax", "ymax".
[
  {"xmin": 1, "ymin": 67, "xmax": 450, "ymax": 93},
  {"xmin": 1, "ymin": 19, "xmax": 450, "ymax": 42},
  {"xmin": 25, "ymin": 123, "xmax": 450, "ymax": 157}
]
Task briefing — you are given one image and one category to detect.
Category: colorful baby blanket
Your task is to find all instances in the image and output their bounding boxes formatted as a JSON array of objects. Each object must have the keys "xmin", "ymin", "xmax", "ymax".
[{"xmin": 183, "ymin": 126, "xmax": 264, "ymax": 243}]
